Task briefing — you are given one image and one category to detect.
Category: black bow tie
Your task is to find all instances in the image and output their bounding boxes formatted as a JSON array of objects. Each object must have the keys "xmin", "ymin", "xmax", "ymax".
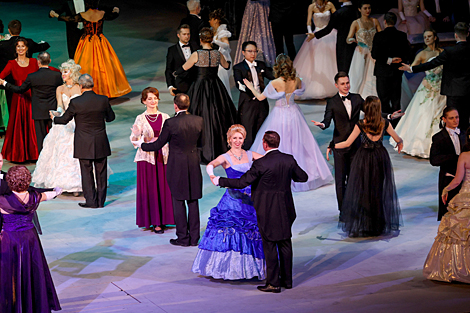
[
  {"xmin": 182, "ymin": 44, "xmax": 190, "ymax": 48},
  {"xmin": 341, "ymin": 94, "xmax": 351, "ymax": 101}
]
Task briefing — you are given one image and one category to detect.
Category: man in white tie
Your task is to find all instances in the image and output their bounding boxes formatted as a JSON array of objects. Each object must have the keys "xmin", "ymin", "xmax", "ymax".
[
  {"xmin": 233, "ymin": 41, "xmax": 275, "ymax": 149},
  {"xmin": 165, "ymin": 24, "xmax": 196, "ymax": 96},
  {"xmin": 430, "ymin": 107, "xmax": 466, "ymax": 220}
]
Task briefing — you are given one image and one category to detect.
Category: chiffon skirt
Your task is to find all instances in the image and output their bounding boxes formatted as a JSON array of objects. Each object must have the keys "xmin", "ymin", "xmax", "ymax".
[
  {"xmin": 340, "ymin": 145, "xmax": 402, "ymax": 237},
  {"xmin": 349, "ymin": 47, "xmax": 377, "ymax": 99},
  {"xmin": 0, "ymin": 227, "xmax": 61, "ymax": 312},
  {"xmin": 74, "ymin": 34, "xmax": 132, "ymax": 98}
]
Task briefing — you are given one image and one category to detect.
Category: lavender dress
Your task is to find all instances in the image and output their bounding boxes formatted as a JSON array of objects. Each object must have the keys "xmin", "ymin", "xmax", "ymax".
[{"xmin": 0, "ymin": 191, "xmax": 61, "ymax": 312}]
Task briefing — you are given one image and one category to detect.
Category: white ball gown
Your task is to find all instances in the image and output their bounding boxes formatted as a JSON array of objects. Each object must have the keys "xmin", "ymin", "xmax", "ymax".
[
  {"xmin": 390, "ymin": 57, "xmax": 446, "ymax": 158},
  {"xmin": 294, "ymin": 11, "xmax": 338, "ymax": 100},
  {"xmin": 214, "ymin": 24, "xmax": 233, "ymax": 100},
  {"xmin": 349, "ymin": 19, "xmax": 378, "ymax": 98},
  {"xmin": 250, "ymin": 81, "xmax": 333, "ymax": 192}
]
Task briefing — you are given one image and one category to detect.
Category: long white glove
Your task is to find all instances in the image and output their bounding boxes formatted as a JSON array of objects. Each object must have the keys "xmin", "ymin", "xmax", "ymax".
[
  {"xmin": 44, "ymin": 187, "xmax": 63, "ymax": 200},
  {"xmin": 213, "ymin": 38, "xmax": 230, "ymax": 50},
  {"xmin": 307, "ymin": 25, "xmax": 313, "ymax": 33},
  {"xmin": 131, "ymin": 137, "xmax": 145, "ymax": 149}
]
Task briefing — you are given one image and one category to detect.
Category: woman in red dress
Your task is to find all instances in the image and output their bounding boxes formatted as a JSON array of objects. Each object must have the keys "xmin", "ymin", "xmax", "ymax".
[{"xmin": 0, "ymin": 37, "xmax": 39, "ymax": 162}]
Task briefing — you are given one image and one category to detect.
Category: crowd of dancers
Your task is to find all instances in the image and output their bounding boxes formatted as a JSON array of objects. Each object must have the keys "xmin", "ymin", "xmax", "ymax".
[{"xmin": 1, "ymin": 0, "xmax": 470, "ymax": 311}]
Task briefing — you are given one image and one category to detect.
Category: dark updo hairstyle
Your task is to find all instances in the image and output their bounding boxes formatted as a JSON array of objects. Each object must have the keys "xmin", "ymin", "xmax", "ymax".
[
  {"xmin": 199, "ymin": 27, "xmax": 214, "ymax": 44},
  {"xmin": 273, "ymin": 54, "xmax": 297, "ymax": 81},
  {"xmin": 6, "ymin": 165, "xmax": 31, "ymax": 193},
  {"xmin": 359, "ymin": 96, "xmax": 385, "ymax": 136},
  {"xmin": 141, "ymin": 87, "xmax": 160, "ymax": 105},
  {"xmin": 439, "ymin": 106, "xmax": 459, "ymax": 128},
  {"xmin": 423, "ymin": 28, "xmax": 439, "ymax": 49},
  {"xmin": 209, "ymin": 8, "xmax": 226, "ymax": 24}
]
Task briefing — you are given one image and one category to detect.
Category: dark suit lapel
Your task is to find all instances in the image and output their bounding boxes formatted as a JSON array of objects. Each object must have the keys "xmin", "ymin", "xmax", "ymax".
[
  {"xmin": 334, "ymin": 94, "xmax": 350, "ymax": 120},
  {"xmin": 243, "ymin": 60, "xmax": 252, "ymax": 82},
  {"xmin": 441, "ymin": 129, "xmax": 458, "ymax": 155},
  {"xmin": 255, "ymin": 65, "xmax": 265, "ymax": 91},
  {"xmin": 176, "ymin": 44, "xmax": 185, "ymax": 63}
]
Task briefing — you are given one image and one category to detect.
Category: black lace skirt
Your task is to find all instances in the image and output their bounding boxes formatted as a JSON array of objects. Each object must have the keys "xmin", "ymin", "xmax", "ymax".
[{"xmin": 339, "ymin": 144, "xmax": 402, "ymax": 237}]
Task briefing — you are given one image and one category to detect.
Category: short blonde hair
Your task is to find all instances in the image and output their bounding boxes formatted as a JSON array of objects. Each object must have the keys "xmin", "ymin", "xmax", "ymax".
[
  {"xmin": 226, "ymin": 124, "xmax": 246, "ymax": 147},
  {"xmin": 187, "ymin": 0, "xmax": 200, "ymax": 11},
  {"xmin": 59, "ymin": 59, "xmax": 82, "ymax": 84}
]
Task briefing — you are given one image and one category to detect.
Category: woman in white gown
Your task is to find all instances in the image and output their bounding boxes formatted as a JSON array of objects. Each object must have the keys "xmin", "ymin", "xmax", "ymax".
[
  {"xmin": 32, "ymin": 60, "xmax": 82, "ymax": 193},
  {"xmin": 347, "ymin": 2, "xmax": 381, "ymax": 98},
  {"xmin": 294, "ymin": 0, "xmax": 337, "ymax": 100},
  {"xmin": 244, "ymin": 54, "xmax": 333, "ymax": 192},
  {"xmin": 390, "ymin": 29, "xmax": 445, "ymax": 158},
  {"xmin": 210, "ymin": 9, "xmax": 232, "ymax": 99}
]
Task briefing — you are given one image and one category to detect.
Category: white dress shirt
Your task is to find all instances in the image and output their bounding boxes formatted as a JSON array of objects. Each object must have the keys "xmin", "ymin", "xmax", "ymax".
[
  {"xmin": 339, "ymin": 92, "xmax": 352, "ymax": 119},
  {"xmin": 446, "ymin": 127, "xmax": 461, "ymax": 155},
  {"xmin": 73, "ymin": 0, "xmax": 85, "ymax": 29},
  {"xmin": 341, "ymin": 1, "xmax": 352, "ymax": 7},
  {"xmin": 246, "ymin": 60, "xmax": 260, "ymax": 92},
  {"xmin": 179, "ymin": 41, "xmax": 191, "ymax": 61}
]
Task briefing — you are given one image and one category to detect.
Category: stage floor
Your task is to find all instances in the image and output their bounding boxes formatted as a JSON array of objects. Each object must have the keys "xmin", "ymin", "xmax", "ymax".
[{"xmin": 1, "ymin": 1, "xmax": 470, "ymax": 312}]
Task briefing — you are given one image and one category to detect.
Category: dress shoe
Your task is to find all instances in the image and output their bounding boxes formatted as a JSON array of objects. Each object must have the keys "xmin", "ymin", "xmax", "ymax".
[
  {"xmin": 78, "ymin": 202, "xmax": 98, "ymax": 208},
  {"xmin": 154, "ymin": 228, "xmax": 164, "ymax": 234},
  {"xmin": 169, "ymin": 239, "xmax": 189, "ymax": 247},
  {"xmin": 190, "ymin": 243, "xmax": 199, "ymax": 246},
  {"xmin": 257, "ymin": 284, "xmax": 281, "ymax": 293}
]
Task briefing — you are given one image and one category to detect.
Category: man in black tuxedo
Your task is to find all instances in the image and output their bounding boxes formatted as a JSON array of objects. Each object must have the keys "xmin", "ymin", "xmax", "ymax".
[
  {"xmin": 234, "ymin": 41, "xmax": 275, "ymax": 149},
  {"xmin": 180, "ymin": 0, "xmax": 206, "ymax": 50},
  {"xmin": 134, "ymin": 94, "xmax": 204, "ymax": 247},
  {"xmin": 453, "ymin": 0, "xmax": 470, "ymax": 25},
  {"xmin": 430, "ymin": 108, "xmax": 465, "ymax": 220},
  {"xmin": 371, "ymin": 12, "xmax": 410, "ymax": 114},
  {"xmin": 312, "ymin": 72, "xmax": 402, "ymax": 210},
  {"xmin": 49, "ymin": 0, "xmax": 85, "ymax": 59},
  {"xmin": 52, "ymin": 74, "xmax": 115, "ymax": 208},
  {"xmin": 309, "ymin": 0, "xmax": 357, "ymax": 73},
  {"xmin": 423, "ymin": 0, "xmax": 453, "ymax": 32},
  {"xmin": 214, "ymin": 131, "xmax": 308, "ymax": 293},
  {"xmin": 165, "ymin": 24, "xmax": 197, "ymax": 96},
  {"xmin": 270, "ymin": 0, "xmax": 296, "ymax": 59},
  {"xmin": 400, "ymin": 22, "xmax": 470, "ymax": 131},
  {"xmin": 1, "ymin": 52, "xmax": 62, "ymax": 154}
]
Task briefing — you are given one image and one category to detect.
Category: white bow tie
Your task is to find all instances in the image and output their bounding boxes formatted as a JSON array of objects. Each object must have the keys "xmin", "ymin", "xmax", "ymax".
[
  {"xmin": 451, "ymin": 128, "xmax": 460, "ymax": 135},
  {"xmin": 249, "ymin": 61, "xmax": 257, "ymax": 68}
]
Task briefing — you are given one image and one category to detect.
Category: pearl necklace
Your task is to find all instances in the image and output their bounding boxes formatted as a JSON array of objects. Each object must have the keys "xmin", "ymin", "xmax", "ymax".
[
  {"xmin": 145, "ymin": 112, "xmax": 159, "ymax": 123},
  {"xmin": 230, "ymin": 149, "xmax": 243, "ymax": 161}
]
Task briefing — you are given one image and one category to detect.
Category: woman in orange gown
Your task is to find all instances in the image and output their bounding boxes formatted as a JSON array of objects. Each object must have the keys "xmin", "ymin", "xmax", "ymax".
[
  {"xmin": 53, "ymin": 1, "xmax": 131, "ymax": 98},
  {"xmin": 0, "ymin": 38, "xmax": 39, "ymax": 162}
]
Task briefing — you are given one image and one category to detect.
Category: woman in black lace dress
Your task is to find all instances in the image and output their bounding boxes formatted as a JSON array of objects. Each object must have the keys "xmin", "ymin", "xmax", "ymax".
[
  {"xmin": 174, "ymin": 27, "xmax": 237, "ymax": 164},
  {"xmin": 335, "ymin": 96, "xmax": 403, "ymax": 237}
]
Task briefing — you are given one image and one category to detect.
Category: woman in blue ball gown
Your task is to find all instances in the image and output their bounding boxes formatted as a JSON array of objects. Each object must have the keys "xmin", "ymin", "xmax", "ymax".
[{"xmin": 192, "ymin": 125, "xmax": 266, "ymax": 280}]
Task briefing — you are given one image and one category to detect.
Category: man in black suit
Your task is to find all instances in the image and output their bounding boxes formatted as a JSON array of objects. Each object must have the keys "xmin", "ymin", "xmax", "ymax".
[
  {"xmin": 165, "ymin": 24, "xmax": 197, "ymax": 96},
  {"xmin": 309, "ymin": 0, "xmax": 357, "ymax": 73},
  {"xmin": 371, "ymin": 12, "xmax": 410, "ymax": 114},
  {"xmin": 214, "ymin": 131, "xmax": 308, "ymax": 293},
  {"xmin": 430, "ymin": 108, "xmax": 465, "ymax": 220},
  {"xmin": 180, "ymin": 0, "xmax": 206, "ymax": 50},
  {"xmin": 49, "ymin": 0, "xmax": 85, "ymax": 59},
  {"xmin": 400, "ymin": 22, "xmax": 470, "ymax": 131},
  {"xmin": 423, "ymin": 0, "xmax": 453, "ymax": 32},
  {"xmin": 52, "ymin": 74, "xmax": 115, "ymax": 208},
  {"xmin": 134, "ymin": 94, "xmax": 204, "ymax": 247},
  {"xmin": 1, "ymin": 52, "xmax": 62, "ymax": 154},
  {"xmin": 234, "ymin": 41, "xmax": 275, "ymax": 149},
  {"xmin": 453, "ymin": 0, "xmax": 470, "ymax": 25},
  {"xmin": 270, "ymin": 0, "xmax": 296, "ymax": 59},
  {"xmin": 312, "ymin": 72, "xmax": 402, "ymax": 210}
]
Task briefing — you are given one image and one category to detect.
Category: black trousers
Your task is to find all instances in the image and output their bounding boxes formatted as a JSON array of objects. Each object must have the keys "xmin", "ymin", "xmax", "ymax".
[
  {"xmin": 271, "ymin": 21, "xmax": 296, "ymax": 60},
  {"xmin": 447, "ymin": 96, "xmax": 469, "ymax": 132},
  {"xmin": 262, "ymin": 237, "xmax": 293, "ymax": 287},
  {"xmin": 239, "ymin": 99, "xmax": 269, "ymax": 149},
  {"xmin": 376, "ymin": 74, "xmax": 402, "ymax": 114},
  {"xmin": 79, "ymin": 157, "xmax": 107, "ymax": 207},
  {"xmin": 333, "ymin": 145, "xmax": 357, "ymax": 211},
  {"xmin": 34, "ymin": 119, "xmax": 52, "ymax": 154},
  {"xmin": 172, "ymin": 198, "xmax": 200, "ymax": 246}
]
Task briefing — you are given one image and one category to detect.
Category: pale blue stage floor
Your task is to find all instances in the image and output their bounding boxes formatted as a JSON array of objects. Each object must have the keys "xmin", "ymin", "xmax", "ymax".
[{"xmin": 1, "ymin": 1, "xmax": 470, "ymax": 312}]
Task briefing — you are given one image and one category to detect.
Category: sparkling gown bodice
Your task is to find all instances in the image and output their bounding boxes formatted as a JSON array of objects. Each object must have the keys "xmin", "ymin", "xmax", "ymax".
[
  {"xmin": 313, "ymin": 11, "xmax": 331, "ymax": 31},
  {"xmin": 356, "ymin": 20, "xmax": 376, "ymax": 49},
  {"xmin": 195, "ymin": 49, "xmax": 220, "ymax": 78},
  {"xmin": 459, "ymin": 169, "xmax": 470, "ymax": 194},
  {"xmin": 402, "ymin": 0, "xmax": 419, "ymax": 17}
]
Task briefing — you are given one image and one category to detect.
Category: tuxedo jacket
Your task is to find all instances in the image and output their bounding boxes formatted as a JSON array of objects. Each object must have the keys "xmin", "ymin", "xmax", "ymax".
[
  {"xmin": 219, "ymin": 150, "xmax": 308, "ymax": 241},
  {"xmin": 141, "ymin": 112, "xmax": 204, "ymax": 201},
  {"xmin": 430, "ymin": 128, "xmax": 466, "ymax": 177},
  {"xmin": 269, "ymin": 0, "xmax": 295, "ymax": 24},
  {"xmin": 453, "ymin": 0, "xmax": 470, "ymax": 24},
  {"xmin": 233, "ymin": 60, "xmax": 274, "ymax": 106},
  {"xmin": 179, "ymin": 14, "xmax": 205, "ymax": 50},
  {"xmin": 165, "ymin": 43, "xmax": 197, "ymax": 94},
  {"xmin": 371, "ymin": 27, "xmax": 410, "ymax": 77},
  {"xmin": 54, "ymin": 91, "xmax": 115, "ymax": 159},
  {"xmin": 0, "ymin": 37, "xmax": 50, "ymax": 72},
  {"xmin": 412, "ymin": 42, "xmax": 470, "ymax": 97},
  {"xmin": 423, "ymin": 0, "xmax": 451, "ymax": 16},
  {"xmin": 6, "ymin": 68, "xmax": 62, "ymax": 120}
]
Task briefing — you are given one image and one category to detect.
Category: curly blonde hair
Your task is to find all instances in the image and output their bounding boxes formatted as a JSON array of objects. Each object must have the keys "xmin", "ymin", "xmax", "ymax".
[
  {"xmin": 59, "ymin": 59, "xmax": 82, "ymax": 84},
  {"xmin": 273, "ymin": 54, "xmax": 297, "ymax": 81},
  {"xmin": 226, "ymin": 124, "xmax": 246, "ymax": 148}
]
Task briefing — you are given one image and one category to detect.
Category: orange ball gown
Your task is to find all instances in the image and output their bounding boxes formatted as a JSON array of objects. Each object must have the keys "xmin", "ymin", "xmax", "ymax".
[{"xmin": 61, "ymin": 11, "xmax": 131, "ymax": 98}]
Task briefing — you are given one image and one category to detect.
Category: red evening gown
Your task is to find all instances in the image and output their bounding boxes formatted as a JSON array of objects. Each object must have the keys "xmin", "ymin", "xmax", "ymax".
[{"xmin": 0, "ymin": 59, "xmax": 39, "ymax": 162}]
